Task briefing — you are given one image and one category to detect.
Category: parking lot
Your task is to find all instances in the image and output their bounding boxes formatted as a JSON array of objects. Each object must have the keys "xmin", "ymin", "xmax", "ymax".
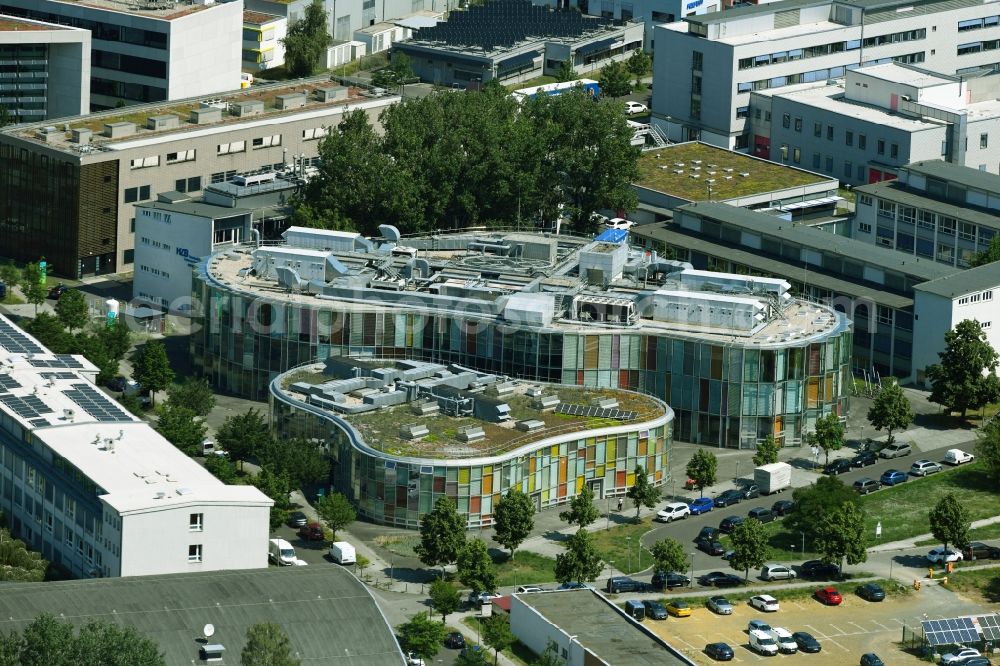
[{"xmin": 641, "ymin": 585, "xmax": 989, "ymax": 664}]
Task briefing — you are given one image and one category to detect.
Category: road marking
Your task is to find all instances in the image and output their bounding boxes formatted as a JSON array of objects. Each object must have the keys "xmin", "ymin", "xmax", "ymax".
[
  {"xmin": 871, "ymin": 620, "xmax": 893, "ymax": 631},
  {"xmin": 828, "ymin": 624, "xmax": 848, "ymax": 636},
  {"xmin": 849, "ymin": 622, "xmax": 870, "ymax": 634},
  {"xmin": 824, "ymin": 634, "xmax": 850, "ymax": 651},
  {"xmin": 891, "ymin": 617, "xmax": 906, "ymax": 626}
]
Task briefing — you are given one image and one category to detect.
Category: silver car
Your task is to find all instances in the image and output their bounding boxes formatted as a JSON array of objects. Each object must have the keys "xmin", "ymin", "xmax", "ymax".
[
  {"xmin": 707, "ymin": 595, "xmax": 733, "ymax": 615},
  {"xmin": 910, "ymin": 459, "xmax": 942, "ymax": 476}
]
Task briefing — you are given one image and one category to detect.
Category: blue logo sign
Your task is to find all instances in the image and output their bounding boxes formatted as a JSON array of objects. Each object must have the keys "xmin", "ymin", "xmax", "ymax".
[
  {"xmin": 687, "ymin": 0, "xmax": 703, "ymax": 9},
  {"xmin": 176, "ymin": 247, "xmax": 200, "ymax": 263}
]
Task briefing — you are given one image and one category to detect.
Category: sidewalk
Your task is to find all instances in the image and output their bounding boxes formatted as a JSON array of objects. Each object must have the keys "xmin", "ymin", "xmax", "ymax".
[{"xmin": 869, "ymin": 515, "xmax": 1000, "ymax": 553}]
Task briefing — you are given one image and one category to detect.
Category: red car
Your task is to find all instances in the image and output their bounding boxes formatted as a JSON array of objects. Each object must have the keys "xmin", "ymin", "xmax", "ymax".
[
  {"xmin": 815, "ymin": 587, "xmax": 843, "ymax": 605},
  {"xmin": 298, "ymin": 522, "xmax": 324, "ymax": 541}
]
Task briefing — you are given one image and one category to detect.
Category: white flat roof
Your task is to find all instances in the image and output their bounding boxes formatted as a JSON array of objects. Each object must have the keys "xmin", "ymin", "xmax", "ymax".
[
  {"xmin": 719, "ymin": 20, "xmax": 848, "ymax": 46},
  {"xmin": 856, "ymin": 63, "xmax": 954, "ymax": 88},
  {"xmin": 777, "ymin": 85, "xmax": 946, "ymax": 130}
]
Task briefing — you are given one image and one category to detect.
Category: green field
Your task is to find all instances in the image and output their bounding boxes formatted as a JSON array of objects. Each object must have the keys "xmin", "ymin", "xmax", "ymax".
[
  {"xmin": 591, "ymin": 517, "xmax": 656, "ymax": 574},
  {"xmin": 939, "ymin": 565, "xmax": 1000, "ymax": 604},
  {"xmin": 496, "ymin": 551, "xmax": 557, "ymax": 587}
]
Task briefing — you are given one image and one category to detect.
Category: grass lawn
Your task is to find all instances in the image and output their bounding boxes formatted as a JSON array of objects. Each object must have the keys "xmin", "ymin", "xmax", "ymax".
[
  {"xmin": 939, "ymin": 565, "xmax": 1000, "ymax": 604},
  {"xmin": 1, "ymin": 293, "xmax": 23, "ymax": 305},
  {"xmin": 591, "ymin": 517, "xmax": 656, "ymax": 574},
  {"xmin": 461, "ymin": 617, "xmax": 533, "ymax": 665},
  {"xmin": 720, "ymin": 526, "xmax": 822, "ymax": 562},
  {"xmin": 915, "ymin": 521, "xmax": 1000, "ymax": 547},
  {"xmin": 495, "ymin": 551, "xmax": 558, "ymax": 587},
  {"xmin": 372, "ymin": 534, "xmax": 421, "ymax": 558}
]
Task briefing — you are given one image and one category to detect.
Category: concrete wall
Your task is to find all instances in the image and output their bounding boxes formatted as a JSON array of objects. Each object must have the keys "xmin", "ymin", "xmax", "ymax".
[
  {"xmin": 169, "ymin": 2, "xmax": 243, "ymax": 99},
  {"xmin": 912, "ymin": 287, "xmax": 1000, "ymax": 384}
]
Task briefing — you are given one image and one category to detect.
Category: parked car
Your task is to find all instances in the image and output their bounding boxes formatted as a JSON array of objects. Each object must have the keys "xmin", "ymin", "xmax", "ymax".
[
  {"xmin": 407, "ymin": 652, "xmax": 425, "ymax": 666},
  {"xmin": 747, "ymin": 507, "xmax": 775, "ymax": 523},
  {"xmin": 699, "ymin": 571, "xmax": 742, "ymax": 587},
  {"xmin": 760, "ymin": 564, "xmax": 797, "ymax": 581},
  {"xmin": 719, "ymin": 515, "xmax": 745, "ymax": 533},
  {"xmin": 748, "ymin": 629, "xmax": 779, "ymax": 656},
  {"xmin": 557, "ymin": 582, "xmax": 588, "ymax": 590},
  {"xmin": 771, "ymin": 499, "xmax": 795, "ymax": 516},
  {"xmin": 624, "ymin": 101, "xmax": 649, "ymax": 115},
  {"xmin": 851, "ymin": 450, "xmax": 878, "ymax": 467},
  {"xmin": 651, "ymin": 570, "xmax": 690, "ymax": 590},
  {"xmin": 665, "ymin": 600, "xmax": 691, "ymax": 617},
  {"xmin": 941, "ymin": 648, "xmax": 982, "ymax": 665},
  {"xmin": 468, "ymin": 591, "xmax": 501, "ymax": 606},
  {"xmin": 606, "ymin": 576, "xmax": 647, "ymax": 593},
  {"xmin": 860, "ymin": 653, "xmax": 885, "ymax": 666},
  {"xmin": 444, "ymin": 632, "xmax": 466, "ymax": 649},
  {"xmin": 910, "ymin": 459, "xmax": 943, "ymax": 476},
  {"xmin": 657, "ymin": 501, "xmax": 691, "ymax": 523},
  {"xmin": 927, "ymin": 547, "xmax": 964, "ymax": 564},
  {"xmin": 696, "ymin": 536, "xmax": 726, "ymax": 556},
  {"xmin": 714, "ymin": 490, "xmax": 743, "ymax": 507},
  {"xmin": 749, "ymin": 594, "xmax": 779, "ymax": 612},
  {"xmin": 287, "ymin": 511, "xmax": 308, "ymax": 528},
  {"xmin": 460, "ymin": 645, "xmax": 485, "ymax": 660},
  {"xmin": 880, "ymin": 441, "xmax": 912, "ymax": 458},
  {"xmin": 47, "ymin": 283, "xmax": 68, "ymax": 300},
  {"xmin": 944, "ymin": 449, "xmax": 975, "ymax": 465},
  {"xmin": 856, "ymin": 582, "xmax": 886, "ymax": 602},
  {"xmin": 297, "ymin": 522, "xmax": 324, "ymax": 541},
  {"xmin": 879, "ymin": 469, "xmax": 909, "ymax": 486},
  {"xmin": 515, "ymin": 586, "xmax": 543, "ymax": 593},
  {"xmin": 824, "ymin": 458, "xmax": 852, "ymax": 475},
  {"xmin": 792, "ymin": 631, "xmax": 822, "ymax": 653},
  {"xmin": 962, "ymin": 658, "xmax": 993, "ymax": 666},
  {"xmin": 604, "ymin": 217, "xmax": 634, "ymax": 230},
  {"xmin": 688, "ymin": 497, "xmax": 714, "ymax": 515},
  {"xmin": 963, "ymin": 542, "xmax": 1000, "ymax": 560},
  {"xmin": 853, "ymin": 477, "xmax": 882, "ymax": 495},
  {"xmin": 643, "ymin": 600, "xmax": 668, "ymax": 620},
  {"xmin": 741, "ymin": 484, "xmax": 761, "ymax": 499},
  {"xmin": 800, "ymin": 560, "xmax": 840, "ymax": 580},
  {"xmin": 697, "ymin": 526, "xmax": 720, "ymax": 541},
  {"xmin": 769, "ymin": 627, "xmax": 798, "ymax": 653},
  {"xmin": 815, "ymin": 586, "xmax": 843, "ymax": 605},
  {"xmin": 705, "ymin": 642, "xmax": 734, "ymax": 661},
  {"xmin": 706, "ymin": 595, "xmax": 733, "ymax": 614}
]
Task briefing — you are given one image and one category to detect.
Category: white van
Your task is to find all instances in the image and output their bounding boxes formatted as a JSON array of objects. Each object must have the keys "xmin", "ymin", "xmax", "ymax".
[
  {"xmin": 749, "ymin": 629, "xmax": 779, "ymax": 655},
  {"xmin": 329, "ymin": 541, "xmax": 356, "ymax": 565},
  {"xmin": 269, "ymin": 538, "xmax": 297, "ymax": 566}
]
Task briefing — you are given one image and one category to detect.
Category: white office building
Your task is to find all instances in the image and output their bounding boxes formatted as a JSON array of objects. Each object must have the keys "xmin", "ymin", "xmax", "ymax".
[
  {"xmin": 0, "ymin": 315, "xmax": 272, "ymax": 577},
  {"xmin": 652, "ymin": 0, "xmax": 1000, "ymax": 150}
]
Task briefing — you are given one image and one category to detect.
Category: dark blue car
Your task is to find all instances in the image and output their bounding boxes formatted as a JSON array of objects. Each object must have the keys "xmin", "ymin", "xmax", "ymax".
[
  {"xmin": 688, "ymin": 497, "xmax": 714, "ymax": 515},
  {"xmin": 706, "ymin": 642, "xmax": 734, "ymax": 661},
  {"xmin": 879, "ymin": 469, "xmax": 908, "ymax": 486}
]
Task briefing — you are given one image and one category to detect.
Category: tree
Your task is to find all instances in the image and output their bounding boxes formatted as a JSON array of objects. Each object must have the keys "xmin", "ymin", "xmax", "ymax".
[
  {"xmin": 786, "ymin": 475, "xmax": 859, "ymax": 539},
  {"xmin": 390, "ymin": 52, "xmax": 415, "ymax": 82},
  {"xmin": 131, "ymin": 340, "xmax": 174, "ymax": 407},
  {"xmin": 429, "ymin": 578, "xmax": 462, "ymax": 622},
  {"xmin": 19, "ymin": 313, "xmax": 70, "ymax": 353},
  {"xmin": 72, "ymin": 621, "xmax": 165, "ymax": 666},
  {"xmin": 867, "ymin": 380, "xmax": 913, "ymax": 445},
  {"xmin": 97, "ymin": 319, "xmax": 132, "ymax": 362},
  {"xmin": 167, "ymin": 377, "xmax": 215, "ymax": 417},
  {"xmin": 686, "ymin": 450, "xmax": 717, "ymax": 498},
  {"xmin": 118, "ymin": 392, "xmax": 146, "ymax": 417},
  {"xmin": 554, "ymin": 528, "xmax": 603, "ymax": 584},
  {"xmin": 493, "ymin": 488, "xmax": 535, "ymax": 560},
  {"xmin": 625, "ymin": 465, "xmax": 660, "ymax": 520},
  {"xmin": 970, "ymin": 234, "xmax": 1000, "ymax": 267},
  {"xmin": 18, "ymin": 613, "xmax": 73, "ymax": 666},
  {"xmin": 626, "ymin": 50, "xmax": 651, "ymax": 87},
  {"xmin": 532, "ymin": 641, "xmax": 566, "ymax": 666},
  {"xmin": 281, "ymin": 0, "xmax": 331, "ymax": 77},
  {"xmin": 814, "ymin": 502, "xmax": 868, "ymax": 573},
  {"xmin": 19, "ymin": 262, "xmax": 46, "ymax": 315},
  {"xmin": 155, "ymin": 403, "xmax": 207, "ymax": 455},
  {"xmin": 752, "ymin": 435, "xmax": 779, "ymax": 467},
  {"xmin": 217, "ymin": 408, "xmax": 272, "ymax": 470},
  {"xmin": 929, "ymin": 493, "xmax": 971, "ymax": 553},
  {"xmin": 927, "ymin": 319, "xmax": 1000, "ymax": 419},
  {"xmin": 555, "ymin": 59, "xmax": 577, "ymax": 83},
  {"xmin": 0, "ymin": 262, "xmax": 19, "ymax": 292},
  {"xmin": 416, "ymin": 497, "xmax": 466, "ymax": 574},
  {"xmin": 241, "ymin": 622, "xmax": 300, "ymax": 666},
  {"xmin": 729, "ymin": 518, "xmax": 768, "ymax": 581},
  {"xmin": 977, "ymin": 418, "xmax": 1000, "ymax": 485},
  {"xmin": 397, "ymin": 612, "xmax": 446, "ymax": 661},
  {"xmin": 598, "ymin": 60, "xmax": 632, "ymax": 98},
  {"xmin": 482, "ymin": 613, "xmax": 515, "ymax": 666},
  {"xmin": 204, "ymin": 454, "xmax": 239, "ymax": 484},
  {"xmin": 807, "ymin": 412, "xmax": 845, "ymax": 465},
  {"xmin": 259, "ymin": 438, "xmax": 330, "ymax": 490},
  {"xmin": 71, "ymin": 333, "xmax": 117, "ymax": 385},
  {"xmin": 558, "ymin": 486, "xmax": 599, "ymax": 529},
  {"xmin": 649, "ymin": 537, "xmax": 687, "ymax": 574},
  {"xmin": 54, "ymin": 289, "xmax": 88, "ymax": 333},
  {"xmin": 457, "ymin": 538, "xmax": 497, "ymax": 594},
  {"xmin": 315, "ymin": 492, "xmax": 355, "ymax": 540},
  {"xmin": 0, "ymin": 529, "xmax": 47, "ymax": 582},
  {"xmin": 457, "ymin": 645, "xmax": 489, "ymax": 666},
  {"xmin": 252, "ymin": 467, "xmax": 293, "ymax": 530}
]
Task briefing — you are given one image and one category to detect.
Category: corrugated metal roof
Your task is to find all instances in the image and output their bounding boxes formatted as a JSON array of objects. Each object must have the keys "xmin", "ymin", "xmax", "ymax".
[
  {"xmin": 903, "ymin": 160, "xmax": 1000, "ymax": 197},
  {"xmin": 853, "ymin": 181, "xmax": 1000, "ymax": 230},
  {"xmin": 914, "ymin": 261, "xmax": 1000, "ymax": 298}
]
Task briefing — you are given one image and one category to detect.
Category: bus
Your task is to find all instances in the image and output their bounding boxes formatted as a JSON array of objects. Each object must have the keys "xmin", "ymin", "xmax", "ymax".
[{"xmin": 511, "ymin": 79, "xmax": 600, "ymax": 103}]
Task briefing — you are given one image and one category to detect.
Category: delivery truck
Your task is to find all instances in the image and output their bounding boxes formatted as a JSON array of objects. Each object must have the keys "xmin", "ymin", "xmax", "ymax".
[{"xmin": 754, "ymin": 462, "xmax": 792, "ymax": 495}]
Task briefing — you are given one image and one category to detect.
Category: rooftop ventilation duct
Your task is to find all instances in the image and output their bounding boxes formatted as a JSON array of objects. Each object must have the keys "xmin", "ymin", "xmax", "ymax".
[{"xmin": 378, "ymin": 224, "xmax": 401, "ymax": 243}]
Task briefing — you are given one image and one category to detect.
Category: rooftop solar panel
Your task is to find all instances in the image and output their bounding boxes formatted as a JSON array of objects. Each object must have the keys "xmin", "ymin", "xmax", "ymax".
[
  {"xmin": 0, "ymin": 393, "xmax": 52, "ymax": 420},
  {"xmin": 64, "ymin": 384, "xmax": 133, "ymax": 422},
  {"xmin": 28, "ymin": 356, "xmax": 85, "ymax": 369},
  {"xmin": 0, "ymin": 374, "xmax": 20, "ymax": 391},
  {"xmin": 0, "ymin": 319, "xmax": 43, "ymax": 355}
]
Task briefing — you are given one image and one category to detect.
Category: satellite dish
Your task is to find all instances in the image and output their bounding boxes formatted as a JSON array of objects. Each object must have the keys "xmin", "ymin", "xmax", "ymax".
[{"xmin": 203, "ymin": 624, "xmax": 215, "ymax": 638}]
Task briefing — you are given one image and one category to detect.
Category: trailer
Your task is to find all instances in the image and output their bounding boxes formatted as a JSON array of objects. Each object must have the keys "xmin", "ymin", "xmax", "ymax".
[
  {"xmin": 511, "ymin": 79, "xmax": 600, "ymax": 103},
  {"xmin": 754, "ymin": 462, "xmax": 792, "ymax": 494}
]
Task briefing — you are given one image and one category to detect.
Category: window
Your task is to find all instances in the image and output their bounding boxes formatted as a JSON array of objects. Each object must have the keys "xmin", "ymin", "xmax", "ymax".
[
  {"xmin": 845, "ymin": 161, "xmax": 852, "ymax": 178},
  {"xmin": 981, "ymin": 133, "xmax": 989, "ymax": 149},
  {"xmin": 188, "ymin": 544, "xmax": 203, "ymax": 562},
  {"xmin": 983, "ymin": 321, "xmax": 993, "ymax": 329},
  {"xmin": 877, "ymin": 200, "xmax": 896, "ymax": 218},
  {"xmin": 692, "ymin": 51, "xmax": 703, "ymax": 70},
  {"xmin": 877, "ymin": 139, "xmax": 885, "ymax": 155},
  {"xmin": 129, "ymin": 155, "xmax": 159, "ymax": 169},
  {"xmin": 859, "ymin": 222, "xmax": 872, "ymax": 233},
  {"xmin": 302, "ymin": 128, "xmax": 328, "ymax": 140},
  {"xmin": 859, "ymin": 134, "xmax": 867, "ymax": 149},
  {"xmin": 940, "ymin": 217, "xmax": 956, "ymax": 235},
  {"xmin": 217, "ymin": 141, "xmax": 246, "ymax": 155},
  {"xmin": 812, "ymin": 153, "xmax": 821, "ymax": 169},
  {"xmin": 794, "ymin": 117, "xmax": 802, "ymax": 132},
  {"xmin": 985, "ymin": 291, "xmax": 994, "ymax": 301},
  {"xmin": 793, "ymin": 147, "xmax": 801, "ymax": 163},
  {"xmin": 211, "ymin": 170, "xmax": 238, "ymax": 184},
  {"xmin": 827, "ymin": 125, "xmax": 834, "ymax": 140},
  {"xmin": 900, "ymin": 206, "xmax": 915, "ymax": 225},
  {"xmin": 917, "ymin": 210, "xmax": 935, "ymax": 229},
  {"xmin": 189, "ymin": 513, "xmax": 203, "ymax": 531},
  {"xmin": 846, "ymin": 130, "xmax": 853, "ymax": 146},
  {"xmin": 825, "ymin": 156, "xmax": 833, "ymax": 171},
  {"xmin": 813, "ymin": 122, "xmax": 822, "ymax": 137},
  {"xmin": 735, "ymin": 134, "xmax": 749, "ymax": 149},
  {"xmin": 123, "ymin": 185, "xmax": 151, "ymax": 203},
  {"xmin": 252, "ymin": 134, "xmax": 282, "ymax": 149},
  {"xmin": 782, "ymin": 113, "xmax": 791, "ymax": 129},
  {"xmin": 859, "ymin": 194, "xmax": 873, "ymax": 206},
  {"xmin": 736, "ymin": 106, "xmax": 749, "ymax": 119},
  {"xmin": 175, "ymin": 176, "xmax": 202, "ymax": 193},
  {"xmin": 166, "ymin": 149, "xmax": 195, "ymax": 163},
  {"xmin": 754, "ymin": 107, "xmax": 761, "ymax": 119},
  {"xmin": 780, "ymin": 144, "xmax": 789, "ymax": 160},
  {"xmin": 959, "ymin": 222, "xmax": 976, "ymax": 240},
  {"xmin": 690, "ymin": 98, "xmax": 701, "ymax": 119},
  {"xmin": 890, "ymin": 143, "xmax": 899, "ymax": 159}
]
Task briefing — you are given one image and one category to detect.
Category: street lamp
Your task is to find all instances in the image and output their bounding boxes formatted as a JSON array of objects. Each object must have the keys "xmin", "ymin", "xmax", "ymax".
[
  {"xmin": 800, "ymin": 531, "xmax": 806, "ymax": 555},
  {"xmin": 689, "ymin": 552, "xmax": 696, "ymax": 586},
  {"xmin": 626, "ymin": 537, "xmax": 632, "ymax": 573}
]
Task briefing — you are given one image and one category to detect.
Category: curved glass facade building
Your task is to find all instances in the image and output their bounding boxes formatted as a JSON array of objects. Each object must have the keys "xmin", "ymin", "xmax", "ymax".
[{"xmin": 192, "ymin": 228, "xmax": 851, "ymax": 448}]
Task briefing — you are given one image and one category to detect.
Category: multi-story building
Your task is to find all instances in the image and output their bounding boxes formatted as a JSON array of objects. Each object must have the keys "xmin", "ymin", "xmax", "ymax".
[
  {"xmin": 853, "ymin": 160, "xmax": 1000, "ymax": 267},
  {"xmin": 0, "ymin": 14, "xmax": 90, "ymax": 121},
  {"xmin": 0, "ymin": 81, "xmax": 396, "ymax": 278},
  {"xmin": 242, "ymin": 10, "xmax": 286, "ymax": 73},
  {"xmin": 0, "ymin": 315, "xmax": 272, "ymax": 578},
  {"xmin": 0, "ymin": 0, "xmax": 243, "ymax": 109},
  {"xmin": 194, "ymin": 227, "xmax": 852, "ymax": 449},
  {"xmin": 246, "ymin": 0, "xmax": 433, "ymax": 42},
  {"xmin": 652, "ymin": 0, "xmax": 1000, "ymax": 150},
  {"xmin": 537, "ymin": 0, "xmax": 720, "ymax": 50},
  {"xmin": 749, "ymin": 64, "xmax": 1000, "ymax": 185},
  {"xmin": 272, "ymin": 357, "xmax": 673, "ymax": 528}
]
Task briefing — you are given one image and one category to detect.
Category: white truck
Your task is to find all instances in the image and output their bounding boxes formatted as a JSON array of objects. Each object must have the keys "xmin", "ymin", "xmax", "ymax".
[
  {"xmin": 329, "ymin": 541, "xmax": 356, "ymax": 565},
  {"xmin": 268, "ymin": 538, "xmax": 297, "ymax": 566},
  {"xmin": 754, "ymin": 462, "xmax": 792, "ymax": 495}
]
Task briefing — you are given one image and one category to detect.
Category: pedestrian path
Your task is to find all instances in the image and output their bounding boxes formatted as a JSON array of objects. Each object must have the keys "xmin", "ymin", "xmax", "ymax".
[{"xmin": 869, "ymin": 515, "xmax": 1000, "ymax": 553}]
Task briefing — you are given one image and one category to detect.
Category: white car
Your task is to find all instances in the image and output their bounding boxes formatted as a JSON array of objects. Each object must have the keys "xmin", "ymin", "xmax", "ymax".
[
  {"xmin": 604, "ymin": 217, "xmax": 635, "ymax": 230},
  {"xmin": 769, "ymin": 627, "xmax": 798, "ymax": 654},
  {"xmin": 927, "ymin": 547, "xmax": 964, "ymax": 564},
  {"xmin": 748, "ymin": 629, "xmax": 779, "ymax": 655},
  {"xmin": 656, "ymin": 502, "xmax": 691, "ymax": 522},
  {"xmin": 407, "ymin": 653, "xmax": 425, "ymax": 666},
  {"xmin": 941, "ymin": 648, "xmax": 981, "ymax": 664},
  {"xmin": 749, "ymin": 594, "xmax": 780, "ymax": 612},
  {"xmin": 943, "ymin": 449, "xmax": 975, "ymax": 465},
  {"xmin": 624, "ymin": 101, "xmax": 648, "ymax": 114},
  {"xmin": 516, "ymin": 586, "xmax": 543, "ymax": 593}
]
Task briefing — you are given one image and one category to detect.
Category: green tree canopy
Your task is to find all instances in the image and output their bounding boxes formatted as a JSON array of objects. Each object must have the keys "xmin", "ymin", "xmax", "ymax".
[
  {"xmin": 241, "ymin": 622, "xmax": 300, "ymax": 666},
  {"xmin": 729, "ymin": 518, "xmax": 768, "ymax": 581},
  {"xmin": 131, "ymin": 340, "xmax": 174, "ymax": 407},
  {"xmin": 155, "ymin": 403, "xmax": 207, "ymax": 455},
  {"xmin": 0, "ymin": 262, "xmax": 20, "ymax": 292},
  {"xmin": 281, "ymin": 0, "xmax": 331, "ymax": 77},
  {"xmin": 457, "ymin": 645, "xmax": 489, "ymax": 666},
  {"xmin": 970, "ymin": 234, "xmax": 1000, "ymax": 267},
  {"xmin": 786, "ymin": 475, "xmax": 859, "ymax": 539},
  {"xmin": 397, "ymin": 612, "xmax": 446, "ymax": 660},
  {"xmin": 259, "ymin": 438, "xmax": 330, "ymax": 491},
  {"xmin": 252, "ymin": 467, "xmax": 293, "ymax": 530},
  {"xmin": 927, "ymin": 319, "xmax": 1000, "ymax": 418},
  {"xmin": 814, "ymin": 502, "xmax": 868, "ymax": 573},
  {"xmin": 20, "ymin": 313, "xmax": 71, "ymax": 353},
  {"xmin": 0, "ymin": 529, "xmax": 48, "ymax": 581},
  {"xmin": 216, "ymin": 408, "xmax": 272, "ymax": 470},
  {"xmin": 97, "ymin": 319, "xmax": 133, "ymax": 362},
  {"xmin": 808, "ymin": 412, "xmax": 845, "ymax": 464},
  {"xmin": 204, "ymin": 455, "xmax": 239, "ymax": 484},
  {"xmin": 977, "ymin": 418, "xmax": 1000, "ymax": 485},
  {"xmin": 598, "ymin": 60, "xmax": 632, "ymax": 98},
  {"xmin": 9, "ymin": 614, "xmax": 164, "ymax": 666},
  {"xmin": 429, "ymin": 578, "xmax": 462, "ymax": 622},
  {"xmin": 558, "ymin": 486, "xmax": 599, "ymax": 529},
  {"xmin": 316, "ymin": 492, "xmax": 356, "ymax": 540},
  {"xmin": 483, "ymin": 613, "xmax": 516, "ymax": 666},
  {"xmin": 416, "ymin": 497, "xmax": 466, "ymax": 573},
  {"xmin": 753, "ymin": 435, "xmax": 779, "ymax": 467},
  {"xmin": 554, "ymin": 528, "xmax": 603, "ymax": 584},
  {"xmin": 457, "ymin": 538, "xmax": 497, "ymax": 594},
  {"xmin": 867, "ymin": 380, "xmax": 913, "ymax": 444},
  {"xmin": 71, "ymin": 332, "xmax": 117, "ymax": 385},
  {"xmin": 167, "ymin": 377, "xmax": 216, "ymax": 417},
  {"xmin": 649, "ymin": 537, "xmax": 688, "ymax": 574},
  {"xmin": 625, "ymin": 465, "xmax": 660, "ymax": 520},
  {"xmin": 626, "ymin": 50, "xmax": 651, "ymax": 85},
  {"xmin": 54, "ymin": 289, "xmax": 88, "ymax": 333},
  {"xmin": 531, "ymin": 640, "xmax": 566, "ymax": 666},
  {"xmin": 555, "ymin": 59, "xmax": 577, "ymax": 82},
  {"xmin": 19, "ymin": 262, "xmax": 46, "ymax": 315},
  {"xmin": 72, "ymin": 621, "xmax": 166, "ymax": 666},
  {"xmin": 686, "ymin": 450, "xmax": 717, "ymax": 498},
  {"xmin": 493, "ymin": 488, "xmax": 535, "ymax": 560},
  {"xmin": 929, "ymin": 493, "xmax": 971, "ymax": 553}
]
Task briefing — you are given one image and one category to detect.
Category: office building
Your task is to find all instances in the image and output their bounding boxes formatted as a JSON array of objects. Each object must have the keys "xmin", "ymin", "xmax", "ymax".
[
  {"xmin": 750, "ymin": 64, "xmax": 1000, "ymax": 185},
  {"xmin": 393, "ymin": 0, "xmax": 644, "ymax": 86},
  {"xmin": 537, "ymin": 0, "xmax": 719, "ymax": 50},
  {"xmin": 0, "ymin": 314, "xmax": 272, "ymax": 578},
  {"xmin": 0, "ymin": 81, "xmax": 396, "ymax": 278},
  {"xmin": 272, "ymin": 357, "xmax": 673, "ymax": 528},
  {"xmin": 0, "ymin": 0, "xmax": 243, "ymax": 109},
  {"xmin": 0, "ymin": 14, "xmax": 90, "ymax": 121},
  {"xmin": 246, "ymin": 0, "xmax": 434, "ymax": 43},
  {"xmin": 193, "ymin": 226, "xmax": 851, "ymax": 448},
  {"xmin": 242, "ymin": 10, "xmax": 286, "ymax": 72},
  {"xmin": 853, "ymin": 160, "xmax": 1000, "ymax": 267},
  {"xmin": 652, "ymin": 0, "xmax": 1000, "ymax": 150}
]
